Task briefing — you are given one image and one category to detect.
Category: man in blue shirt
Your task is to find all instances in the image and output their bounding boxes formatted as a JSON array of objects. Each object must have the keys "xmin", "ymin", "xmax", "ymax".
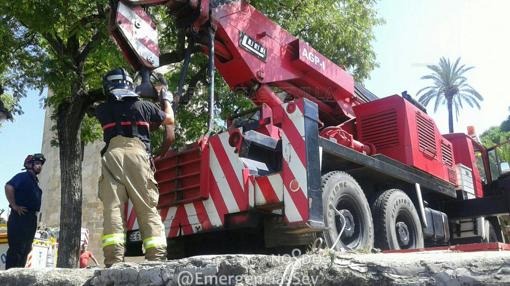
[{"xmin": 4, "ymin": 153, "xmax": 45, "ymax": 269}]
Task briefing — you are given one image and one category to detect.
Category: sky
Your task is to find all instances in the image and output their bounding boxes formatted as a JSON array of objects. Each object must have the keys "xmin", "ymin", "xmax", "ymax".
[
  {"xmin": 1, "ymin": 0, "xmax": 510, "ymax": 213},
  {"xmin": 365, "ymin": 0, "xmax": 510, "ymax": 135},
  {"xmin": 0, "ymin": 91, "xmax": 46, "ymax": 216}
]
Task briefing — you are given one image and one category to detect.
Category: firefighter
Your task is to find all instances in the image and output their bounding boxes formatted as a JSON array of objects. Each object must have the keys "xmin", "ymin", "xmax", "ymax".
[
  {"xmin": 4, "ymin": 153, "xmax": 45, "ymax": 269},
  {"xmin": 95, "ymin": 68, "xmax": 174, "ymax": 266}
]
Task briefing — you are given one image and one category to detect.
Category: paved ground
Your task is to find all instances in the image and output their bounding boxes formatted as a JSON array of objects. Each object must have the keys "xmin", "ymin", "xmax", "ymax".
[{"xmin": 1, "ymin": 249, "xmax": 510, "ymax": 285}]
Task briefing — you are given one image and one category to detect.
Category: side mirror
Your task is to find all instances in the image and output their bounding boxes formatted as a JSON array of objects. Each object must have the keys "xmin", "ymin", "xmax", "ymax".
[{"xmin": 501, "ymin": 162, "xmax": 510, "ymax": 174}]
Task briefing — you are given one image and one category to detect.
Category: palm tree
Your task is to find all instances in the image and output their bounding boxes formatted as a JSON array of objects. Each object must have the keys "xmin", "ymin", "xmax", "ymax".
[{"xmin": 417, "ymin": 57, "xmax": 483, "ymax": 133}]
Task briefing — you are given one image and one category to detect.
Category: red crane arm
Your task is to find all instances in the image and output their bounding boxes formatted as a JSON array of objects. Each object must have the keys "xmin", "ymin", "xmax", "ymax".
[
  {"xmin": 206, "ymin": 1, "xmax": 360, "ymax": 122},
  {"xmin": 113, "ymin": 0, "xmax": 362, "ymax": 123}
]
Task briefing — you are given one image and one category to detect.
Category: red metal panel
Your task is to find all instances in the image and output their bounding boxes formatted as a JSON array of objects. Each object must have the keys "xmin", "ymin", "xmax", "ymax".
[
  {"xmin": 281, "ymin": 161, "xmax": 308, "ymax": 223},
  {"xmin": 155, "ymin": 144, "xmax": 206, "ymax": 207},
  {"xmin": 443, "ymin": 134, "xmax": 484, "ymax": 198},
  {"xmin": 209, "ymin": 136, "xmax": 248, "ymax": 210},
  {"xmin": 416, "ymin": 112, "xmax": 437, "ymax": 158},
  {"xmin": 147, "ymin": 99, "xmax": 314, "ymax": 236},
  {"xmin": 358, "ymin": 109, "xmax": 400, "ymax": 150},
  {"xmin": 207, "ymin": 170, "xmax": 228, "ymax": 225},
  {"xmin": 169, "ymin": 205, "xmax": 192, "ymax": 237},
  {"xmin": 354, "ymin": 95, "xmax": 455, "ymax": 184},
  {"xmin": 127, "ymin": 206, "xmax": 136, "ymax": 230},
  {"xmin": 291, "ymin": 39, "xmax": 355, "ymax": 117},
  {"xmin": 193, "ymin": 201, "xmax": 212, "ymax": 231},
  {"xmin": 255, "ymin": 176, "xmax": 281, "ymax": 205},
  {"xmin": 111, "ymin": 1, "xmax": 160, "ymax": 69},
  {"xmin": 275, "ymin": 104, "xmax": 307, "ymax": 166},
  {"xmin": 210, "ymin": 2, "xmax": 358, "ymax": 120},
  {"xmin": 280, "ymin": 100, "xmax": 310, "ymax": 224}
]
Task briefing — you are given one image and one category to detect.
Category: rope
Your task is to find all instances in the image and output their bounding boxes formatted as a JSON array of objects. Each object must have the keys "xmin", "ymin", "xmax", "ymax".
[
  {"xmin": 279, "ymin": 256, "xmax": 306, "ymax": 286},
  {"xmin": 278, "ymin": 206, "xmax": 347, "ymax": 285},
  {"xmin": 330, "ymin": 208, "xmax": 347, "ymax": 251}
]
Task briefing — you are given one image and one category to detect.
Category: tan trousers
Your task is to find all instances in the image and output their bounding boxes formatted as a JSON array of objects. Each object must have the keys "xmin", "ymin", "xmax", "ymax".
[{"xmin": 98, "ymin": 136, "xmax": 167, "ymax": 266}]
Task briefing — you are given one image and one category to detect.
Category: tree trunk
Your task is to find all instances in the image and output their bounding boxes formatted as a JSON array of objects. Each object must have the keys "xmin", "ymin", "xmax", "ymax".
[
  {"xmin": 55, "ymin": 93, "xmax": 87, "ymax": 268},
  {"xmin": 447, "ymin": 97, "xmax": 454, "ymax": 133}
]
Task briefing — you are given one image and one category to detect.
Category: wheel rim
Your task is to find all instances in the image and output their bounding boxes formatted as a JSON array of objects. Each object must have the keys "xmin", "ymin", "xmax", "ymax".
[
  {"xmin": 396, "ymin": 221, "xmax": 410, "ymax": 246},
  {"xmin": 395, "ymin": 211, "xmax": 418, "ymax": 249},
  {"xmin": 333, "ymin": 195, "xmax": 365, "ymax": 249}
]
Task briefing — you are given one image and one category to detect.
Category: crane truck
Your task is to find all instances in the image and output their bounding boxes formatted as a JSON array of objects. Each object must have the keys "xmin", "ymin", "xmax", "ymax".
[{"xmin": 107, "ymin": 0, "xmax": 510, "ymax": 257}]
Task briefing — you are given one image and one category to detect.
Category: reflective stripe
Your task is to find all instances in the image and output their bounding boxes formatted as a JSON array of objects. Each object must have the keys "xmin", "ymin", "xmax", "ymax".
[
  {"xmin": 143, "ymin": 236, "xmax": 166, "ymax": 250},
  {"xmin": 106, "ymin": 74, "xmax": 133, "ymax": 83},
  {"xmin": 102, "ymin": 121, "xmax": 150, "ymax": 130},
  {"xmin": 102, "ymin": 233, "xmax": 126, "ymax": 247}
]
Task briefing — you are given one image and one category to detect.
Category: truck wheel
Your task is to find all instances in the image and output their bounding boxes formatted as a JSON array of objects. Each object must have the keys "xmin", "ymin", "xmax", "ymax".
[
  {"xmin": 321, "ymin": 171, "xmax": 374, "ymax": 251},
  {"xmin": 372, "ymin": 189, "xmax": 424, "ymax": 250}
]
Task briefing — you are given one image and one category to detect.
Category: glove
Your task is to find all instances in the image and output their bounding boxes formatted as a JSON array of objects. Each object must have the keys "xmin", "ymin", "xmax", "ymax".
[
  {"xmin": 159, "ymin": 87, "xmax": 174, "ymax": 105},
  {"xmin": 155, "ymin": 73, "xmax": 168, "ymax": 87},
  {"xmin": 155, "ymin": 73, "xmax": 172, "ymax": 104},
  {"xmin": 160, "ymin": 88, "xmax": 173, "ymax": 104}
]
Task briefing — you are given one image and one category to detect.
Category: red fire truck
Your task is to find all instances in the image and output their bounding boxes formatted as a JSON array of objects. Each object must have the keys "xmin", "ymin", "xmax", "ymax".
[{"xmin": 109, "ymin": 0, "xmax": 510, "ymax": 257}]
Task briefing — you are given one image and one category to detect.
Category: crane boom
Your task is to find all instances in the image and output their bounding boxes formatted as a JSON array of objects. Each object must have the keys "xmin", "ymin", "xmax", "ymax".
[{"xmin": 110, "ymin": 0, "xmax": 364, "ymax": 125}]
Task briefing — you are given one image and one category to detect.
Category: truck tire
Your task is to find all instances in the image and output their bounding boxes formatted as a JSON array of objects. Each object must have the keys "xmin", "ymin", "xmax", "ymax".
[
  {"xmin": 321, "ymin": 171, "xmax": 374, "ymax": 251},
  {"xmin": 485, "ymin": 218, "xmax": 504, "ymax": 243},
  {"xmin": 372, "ymin": 189, "xmax": 424, "ymax": 250}
]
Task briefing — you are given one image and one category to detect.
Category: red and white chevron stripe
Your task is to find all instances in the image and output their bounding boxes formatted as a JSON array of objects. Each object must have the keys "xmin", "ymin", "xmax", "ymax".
[
  {"xmin": 279, "ymin": 102, "xmax": 309, "ymax": 223},
  {"xmin": 116, "ymin": 1, "xmax": 160, "ymax": 68},
  {"xmin": 125, "ymin": 100, "xmax": 312, "ymax": 237},
  {"xmin": 254, "ymin": 174, "xmax": 283, "ymax": 205},
  {"xmin": 157, "ymin": 132, "xmax": 250, "ymax": 237},
  {"xmin": 25, "ymin": 252, "xmax": 33, "ymax": 268},
  {"xmin": 125, "ymin": 200, "xmax": 139, "ymax": 231}
]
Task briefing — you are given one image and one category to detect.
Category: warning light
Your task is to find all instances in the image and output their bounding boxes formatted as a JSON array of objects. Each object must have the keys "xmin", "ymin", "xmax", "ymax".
[{"xmin": 467, "ymin": 126, "xmax": 476, "ymax": 137}]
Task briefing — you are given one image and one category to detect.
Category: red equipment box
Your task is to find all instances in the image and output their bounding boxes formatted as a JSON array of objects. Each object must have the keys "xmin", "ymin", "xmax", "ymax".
[{"xmin": 354, "ymin": 95, "xmax": 457, "ymax": 185}]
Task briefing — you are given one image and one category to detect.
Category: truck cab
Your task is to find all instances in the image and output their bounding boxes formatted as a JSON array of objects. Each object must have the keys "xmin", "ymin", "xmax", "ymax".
[
  {"xmin": 443, "ymin": 135, "xmax": 510, "ymax": 243},
  {"xmin": 477, "ymin": 140, "xmax": 510, "ymax": 194}
]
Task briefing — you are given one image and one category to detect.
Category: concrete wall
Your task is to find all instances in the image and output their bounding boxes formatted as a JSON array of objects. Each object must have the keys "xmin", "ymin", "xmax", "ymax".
[{"xmin": 38, "ymin": 103, "xmax": 106, "ymax": 265}]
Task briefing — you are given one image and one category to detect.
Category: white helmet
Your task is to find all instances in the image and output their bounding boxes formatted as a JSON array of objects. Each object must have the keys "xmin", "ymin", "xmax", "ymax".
[{"xmin": 103, "ymin": 68, "xmax": 139, "ymax": 100}]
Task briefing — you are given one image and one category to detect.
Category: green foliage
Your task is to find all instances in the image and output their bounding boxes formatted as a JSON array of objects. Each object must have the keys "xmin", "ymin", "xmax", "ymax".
[
  {"xmin": 0, "ymin": 0, "xmax": 127, "ymax": 143},
  {"xmin": 482, "ymin": 127, "xmax": 510, "ymax": 146},
  {"xmin": 0, "ymin": 14, "xmax": 46, "ymax": 115},
  {"xmin": 0, "ymin": 93, "xmax": 14, "ymax": 128},
  {"xmin": 417, "ymin": 57, "xmax": 483, "ymax": 133},
  {"xmin": 251, "ymin": 0, "xmax": 382, "ymax": 80},
  {"xmin": 0, "ymin": 93, "xmax": 15, "ymax": 111},
  {"xmin": 156, "ymin": 0, "xmax": 381, "ymax": 147},
  {"xmin": 501, "ymin": 107, "xmax": 510, "ymax": 132},
  {"xmin": 81, "ymin": 114, "xmax": 103, "ymax": 144},
  {"xmin": 0, "ymin": 1, "xmax": 382, "ymax": 266},
  {"xmin": 480, "ymin": 126, "xmax": 510, "ymax": 164},
  {"xmin": 1, "ymin": 0, "xmax": 382, "ymax": 148}
]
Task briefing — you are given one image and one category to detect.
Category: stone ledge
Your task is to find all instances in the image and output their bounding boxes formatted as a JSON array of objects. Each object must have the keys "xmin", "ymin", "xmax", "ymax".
[{"xmin": 1, "ymin": 250, "xmax": 510, "ymax": 285}]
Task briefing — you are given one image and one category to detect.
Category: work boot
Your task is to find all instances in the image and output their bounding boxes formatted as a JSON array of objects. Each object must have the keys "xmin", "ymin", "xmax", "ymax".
[
  {"xmin": 145, "ymin": 246, "xmax": 167, "ymax": 261},
  {"xmin": 103, "ymin": 244, "xmax": 125, "ymax": 267}
]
